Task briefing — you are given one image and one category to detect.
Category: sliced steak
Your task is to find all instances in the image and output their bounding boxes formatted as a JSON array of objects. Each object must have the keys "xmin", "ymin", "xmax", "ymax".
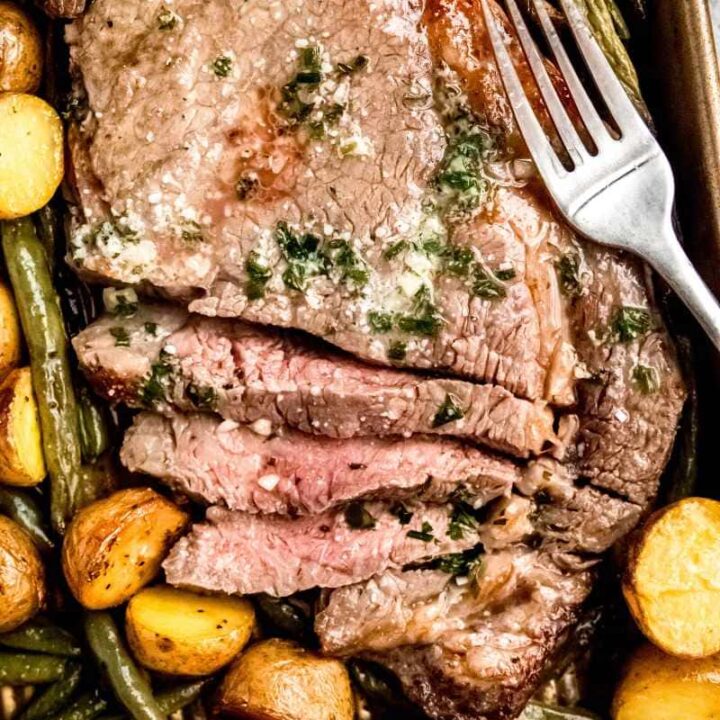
[
  {"xmin": 65, "ymin": 0, "xmax": 579, "ymax": 402},
  {"xmin": 73, "ymin": 304, "xmax": 560, "ymax": 458},
  {"xmin": 121, "ymin": 411, "xmax": 518, "ymax": 515},
  {"xmin": 163, "ymin": 502, "xmax": 483, "ymax": 597},
  {"xmin": 317, "ymin": 548, "xmax": 592, "ymax": 720}
]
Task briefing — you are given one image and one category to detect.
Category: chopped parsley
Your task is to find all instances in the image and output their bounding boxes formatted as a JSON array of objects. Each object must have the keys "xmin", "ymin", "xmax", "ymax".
[
  {"xmin": 632, "ymin": 364, "xmax": 660, "ymax": 394},
  {"xmin": 495, "ymin": 267, "xmax": 516, "ymax": 281},
  {"xmin": 612, "ymin": 306, "xmax": 652, "ymax": 343},
  {"xmin": 275, "ymin": 223, "xmax": 327, "ymax": 292},
  {"xmin": 407, "ymin": 521, "xmax": 434, "ymax": 542},
  {"xmin": 140, "ymin": 356, "xmax": 174, "ymax": 407},
  {"xmin": 186, "ymin": 384, "xmax": 217, "ymax": 409},
  {"xmin": 368, "ymin": 311, "xmax": 393, "ymax": 334},
  {"xmin": 390, "ymin": 502, "xmax": 414, "ymax": 525},
  {"xmin": 144, "ymin": 322, "xmax": 158, "ymax": 336},
  {"xmin": 441, "ymin": 245, "xmax": 473, "ymax": 277},
  {"xmin": 245, "ymin": 252, "xmax": 273, "ymax": 300},
  {"xmin": 383, "ymin": 240, "xmax": 408, "ymax": 260},
  {"xmin": 279, "ymin": 44, "xmax": 323, "ymax": 124},
  {"xmin": 555, "ymin": 253, "xmax": 582, "ymax": 296},
  {"xmin": 344, "ymin": 502, "xmax": 376, "ymax": 530},
  {"xmin": 432, "ymin": 394, "xmax": 465, "ymax": 428},
  {"xmin": 472, "ymin": 267, "xmax": 506, "ymax": 299},
  {"xmin": 388, "ymin": 341, "xmax": 407, "ymax": 362},
  {"xmin": 110, "ymin": 327, "xmax": 130, "ymax": 347},
  {"xmin": 180, "ymin": 221, "xmax": 203, "ymax": 244},
  {"xmin": 397, "ymin": 285, "xmax": 441, "ymax": 337},
  {"xmin": 434, "ymin": 547, "xmax": 483, "ymax": 576},
  {"xmin": 325, "ymin": 239, "xmax": 369, "ymax": 287},
  {"xmin": 211, "ymin": 56, "xmax": 232, "ymax": 78},
  {"xmin": 157, "ymin": 8, "xmax": 178, "ymax": 29},
  {"xmin": 447, "ymin": 503, "xmax": 478, "ymax": 540}
]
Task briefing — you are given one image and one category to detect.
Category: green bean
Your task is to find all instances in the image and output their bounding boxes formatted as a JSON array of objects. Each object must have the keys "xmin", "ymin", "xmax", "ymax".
[
  {"xmin": 0, "ymin": 652, "xmax": 66, "ymax": 684},
  {"xmin": 34, "ymin": 204, "xmax": 60, "ymax": 271},
  {"xmin": 0, "ymin": 619, "xmax": 81, "ymax": 657},
  {"xmin": 254, "ymin": 594, "xmax": 315, "ymax": 644},
  {"xmin": 55, "ymin": 691, "xmax": 109, "ymax": 720},
  {"xmin": 97, "ymin": 681, "xmax": 207, "ymax": 720},
  {"xmin": 84, "ymin": 612, "xmax": 165, "ymax": 720},
  {"xmin": 0, "ymin": 487, "xmax": 54, "ymax": 553},
  {"xmin": 78, "ymin": 384, "xmax": 111, "ymax": 463},
  {"xmin": 17, "ymin": 661, "xmax": 83, "ymax": 720},
  {"xmin": 1, "ymin": 218, "xmax": 87, "ymax": 533},
  {"xmin": 520, "ymin": 703, "xmax": 600, "ymax": 720},
  {"xmin": 348, "ymin": 659, "xmax": 425, "ymax": 719}
]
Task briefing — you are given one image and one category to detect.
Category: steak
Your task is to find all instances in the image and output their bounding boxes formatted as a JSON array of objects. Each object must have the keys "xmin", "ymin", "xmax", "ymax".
[
  {"xmin": 65, "ymin": 0, "xmax": 579, "ymax": 403},
  {"xmin": 73, "ymin": 304, "xmax": 561, "ymax": 458},
  {"xmin": 121, "ymin": 411, "xmax": 518, "ymax": 514},
  {"xmin": 316, "ymin": 548, "xmax": 593, "ymax": 720},
  {"xmin": 163, "ymin": 501, "xmax": 488, "ymax": 596}
]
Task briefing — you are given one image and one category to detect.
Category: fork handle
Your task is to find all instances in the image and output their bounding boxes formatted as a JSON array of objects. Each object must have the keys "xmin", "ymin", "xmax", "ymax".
[{"xmin": 651, "ymin": 223, "xmax": 720, "ymax": 351}]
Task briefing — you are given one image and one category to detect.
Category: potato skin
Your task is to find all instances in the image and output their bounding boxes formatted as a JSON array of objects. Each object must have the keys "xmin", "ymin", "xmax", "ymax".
[
  {"xmin": 217, "ymin": 638, "xmax": 354, "ymax": 720},
  {"xmin": 0, "ymin": 93, "xmax": 64, "ymax": 220},
  {"xmin": 0, "ymin": 2, "xmax": 42, "ymax": 93},
  {"xmin": 62, "ymin": 488, "xmax": 189, "ymax": 610},
  {"xmin": 613, "ymin": 643, "xmax": 720, "ymax": 720},
  {"xmin": 623, "ymin": 497, "xmax": 720, "ymax": 658},
  {"xmin": 126, "ymin": 586, "xmax": 255, "ymax": 676},
  {"xmin": 0, "ymin": 283, "xmax": 20, "ymax": 381},
  {"xmin": 0, "ymin": 515, "xmax": 45, "ymax": 632},
  {"xmin": 0, "ymin": 367, "xmax": 46, "ymax": 486}
]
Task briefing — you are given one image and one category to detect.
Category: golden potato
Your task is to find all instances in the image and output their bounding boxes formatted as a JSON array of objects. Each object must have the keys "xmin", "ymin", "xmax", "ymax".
[
  {"xmin": 0, "ymin": 93, "xmax": 64, "ymax": 220},
  {"xmin": 62, "ymin": 488, "xmax": 189, "ymax": 610},
  {"xmin": 0, "ymin": 282, "xmax": 21, "ymax": 381},
  {"xmin": 0, "ymin": 2, "xmax": 42, "ymax": 93},
  {"xmin": 126, "ymin": 586, "xmax": 255, "ymax": 676},
  {"xmin": 0, "ymin": 367, "xmax": 46, "ymax": 487},
  {"xmin": 613, "ymin": 643, "xmax": 720, "ymax": 720},
  {"xmin": 623, "ymin": 497, "xmax": 720, "ymax": 657},
  {"xmin": 0, "ymin": 515, "xmax": 45, "ymax": 632},
  {"xmin": 216, "ymin": 638, "xmax": 354, "ymax": 720}
]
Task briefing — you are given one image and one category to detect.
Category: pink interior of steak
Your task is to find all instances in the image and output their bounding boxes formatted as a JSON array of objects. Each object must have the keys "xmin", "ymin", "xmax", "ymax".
[{"xmin": 66, "ymin": 0, "xmax": 687, "ymax": 719}]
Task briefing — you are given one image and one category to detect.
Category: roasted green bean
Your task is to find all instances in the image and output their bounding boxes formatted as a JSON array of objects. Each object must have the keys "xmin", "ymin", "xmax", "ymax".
[
  {"xmin": 55, "ymin": 691, "xmax": 109, "ymax": 720},
  {"xmin": 254, "ymin": 593, "xmax": 315, "ymax": 644},
  {"xmin": 0, "ymin": 487, "xmax": 54, "ymax": 553},
  {"xmin": 348, "ymin": 659, "xmax": 426, "ymax": 719},
  {"xmin": 0, "ymin": 619, "xmax": 81, "ymax": 656},
  {"xmin": 84, "ymin": 612, "xmax": 165, "ymax": 720},
  {"xmin": 17, "ymin": 661, "xmax": 83, "ymax": 720},
  {"xmin": 2, "ymin": 218, "xmax": 86, "ymax": 533},
  {"xmin": 77, "ymin": 384, "xmax": 111, "ymax": 463},
  {"xmin": 97, "ymin": 681, "xmax": 207, "ymax": 720},
  {"xmin": 520, "ymin": 702, "xmax": 600, "ymax": 720},
  {"xmin": 0, "ymin": 652, "xmax": 66, "ymax": 684}
]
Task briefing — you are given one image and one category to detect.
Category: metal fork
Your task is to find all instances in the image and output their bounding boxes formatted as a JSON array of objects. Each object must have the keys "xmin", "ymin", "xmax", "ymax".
[{"xmin": 481, "ymin": 0, "xmax": 720, "ymax": 350}]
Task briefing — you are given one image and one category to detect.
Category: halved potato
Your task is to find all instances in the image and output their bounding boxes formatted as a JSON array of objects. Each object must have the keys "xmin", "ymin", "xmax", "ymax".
[
  {"xmin": 126, "ymin": 586, "xmax": 255, "ymax": 676},
  {"xmin": 62, "ymin": 488, "xmax": 189, "ymax": 609},
  {"xmin": 0, "ymin": 515, "xmax": 45, "ymax": 632},
  {"xmin": 0, "ymin": 93, "xmax": 64, "ymax": 220},
  {"xmin": 0, "ymin": 367, "xmax": 46, "ymax": 486},
  {"xmin": 622, "ymin": 497, "xmax": 720, "ymax": 657},
  {"xmin": 613, "ymin": 643, "xmax": 720, "ymax": 720},
  {"xmin": 0, "ymin": 282, "xmax": 21, "ymax": 381},
  {"xmin": 0, "ymin": 2, "xmax": 43, "ymax": 93},
  {"xmin": 216, "ymin": 638, "xmax": 354, "ymax": 720}
]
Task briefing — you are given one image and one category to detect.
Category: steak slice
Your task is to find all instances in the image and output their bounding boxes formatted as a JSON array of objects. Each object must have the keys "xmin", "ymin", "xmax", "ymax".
[
  {"xmin": 73, "ymin": 304, "xmax": 560, "ymax": 458},
  {"xmin": 65, "ymin": 0, "xmax": 579, "ymax": 403},
  {"xmin": 121, "ymin": 411, "xmax": 518, "ymax": 515},
  {"xmin": 316, "ymin": 548, "xmax": 592, "ymax": 720},
  {"xmin": 163, "ymin": 502, "xmax": 483, "ymax": 597}
]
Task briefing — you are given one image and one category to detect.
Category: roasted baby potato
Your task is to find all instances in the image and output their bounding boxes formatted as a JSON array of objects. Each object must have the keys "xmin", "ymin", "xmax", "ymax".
[
  {"xmin": 0, "ymin": 515, "xmax": 45, "ymax": 632},
  {"xmin": 0, "ymin": 367, "xmax": 46, "ymax": 487},
  {"xmin": 62, "ymin": 488, "xmax": 189, "ymax": 609},
  {"xmin": 613, "ymin": 643, "xmax": 720, "ymax": 719},
  {"xmin": 623, "ymin": 497, "xmax": 720, "ymax": 657},
  {"xmin": 216, "ymin": 638, "xmax": 354, "ymax": 720},
  {"xmin": 0, "ymin": 93, "xmax": 63, "ymax": 220},
  {"xmin": 126, "ymin": 586, "xmax": 255, "ymax": 676},
  {"xmin": 0, "ymin": 2, "xmax": 42, "ymax": 93},
  {"xmin": 0, "ymin": 282, "xmax": 21, "ymax": 380}
]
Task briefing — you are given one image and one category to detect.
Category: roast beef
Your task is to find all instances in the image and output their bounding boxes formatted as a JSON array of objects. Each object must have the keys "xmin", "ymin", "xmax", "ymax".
[
  {"xmin": 73, "ymin": 305, "xmax": 561, "ymax": 458},
  {"xmin": 163, "ymin": 501, "xmax": 490, "ymax": 596},
  {"xmin": 65, "ymin": 0, "xmax": 580, "ymax": 403},
  {"xmin": 121, "ymin": 411, "xmax": 518, "ymax": 514}
]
